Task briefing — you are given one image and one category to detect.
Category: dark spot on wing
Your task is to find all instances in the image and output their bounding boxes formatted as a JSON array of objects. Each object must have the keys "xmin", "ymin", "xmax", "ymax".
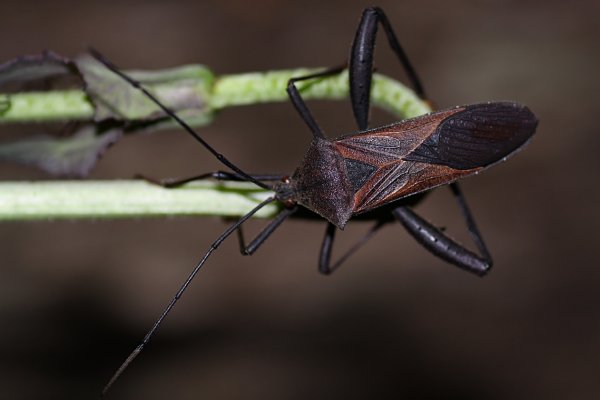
[
  {"xmin": 404, "ymin": 102, "xmax": 538, "ymax": 170},
  {"xmin": 344, "ymin": 158, "xmax": 377, "ymax": 193}
]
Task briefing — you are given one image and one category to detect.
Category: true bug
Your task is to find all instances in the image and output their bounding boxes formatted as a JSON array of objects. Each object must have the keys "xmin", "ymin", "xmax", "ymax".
[{"xmin": 94, "ymin": 6, "xmax": 538, "ymax": 395}]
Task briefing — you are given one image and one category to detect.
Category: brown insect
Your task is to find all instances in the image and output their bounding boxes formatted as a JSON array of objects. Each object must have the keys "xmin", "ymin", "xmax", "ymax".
[
  {"xmin": 290, "ymin": 102, "xmax": 536, "ymax": 229},
  {"xmin": 93, "ymin": 6, "xmax": 538, "ymax": 395}
]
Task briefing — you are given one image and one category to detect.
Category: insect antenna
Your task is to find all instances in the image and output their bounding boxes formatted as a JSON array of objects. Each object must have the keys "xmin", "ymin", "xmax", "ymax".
[
  {"xmin": 101, "ymin": 196, "xmax": 277, "ymax": 397},
  {"xmin": 88, "ymin": 48, "xmax": 271, "ymax": 190}
]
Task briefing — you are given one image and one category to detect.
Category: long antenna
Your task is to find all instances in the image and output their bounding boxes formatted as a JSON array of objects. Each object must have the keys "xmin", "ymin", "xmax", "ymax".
[
  {"xmin": 88, "ymin": 48, "xmax": 271, "ymax": 190},
  {"xmin": 102, "ymin": 196, "xmax": 276, "ymax": 396}
]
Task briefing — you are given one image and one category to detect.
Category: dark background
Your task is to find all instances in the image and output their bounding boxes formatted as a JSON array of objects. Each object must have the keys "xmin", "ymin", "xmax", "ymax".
[{"xmin": 0, "ymin": 0, "xmax": 598, "ymax": 399}]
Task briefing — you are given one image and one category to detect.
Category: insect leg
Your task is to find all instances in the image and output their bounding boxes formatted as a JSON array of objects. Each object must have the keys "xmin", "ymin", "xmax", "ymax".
[
  {"xmin": 235, "ymin": 205, "xmax": 298, "ymax": 255},
  {"xmin": 318, "ymin": 220, "xmax": 389, "ymax": 275},
  {"xmin": 391, "ymin": 194, "xmax": 492, "ymax": 276},
  {"xmin": 350, "ymin": 7, "xmax": 426, "ymax": 129},
  {"xmin": 137, "ymin": 172, "xmax": 285, "ymax": 188},
  {"xmin": 287, "ymin": 66, "xmax": 346, "ymax": 139}
]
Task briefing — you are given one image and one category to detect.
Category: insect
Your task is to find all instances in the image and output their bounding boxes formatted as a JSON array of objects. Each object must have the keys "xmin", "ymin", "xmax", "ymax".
[{"xmin": 94, "ymin": 6, "xmax": 537, "ymax": 395}]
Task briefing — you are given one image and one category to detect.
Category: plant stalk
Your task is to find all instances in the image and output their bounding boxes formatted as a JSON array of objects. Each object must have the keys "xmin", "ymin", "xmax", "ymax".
[{"xmin": 0, "ymin": 68, "xmax": 430, "ymax": 221}]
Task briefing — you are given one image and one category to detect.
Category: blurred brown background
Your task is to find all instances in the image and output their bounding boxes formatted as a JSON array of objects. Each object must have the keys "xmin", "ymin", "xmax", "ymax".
[{"xmin": 0, "ymin": 0, "xmax": 598, "ymax": 399}]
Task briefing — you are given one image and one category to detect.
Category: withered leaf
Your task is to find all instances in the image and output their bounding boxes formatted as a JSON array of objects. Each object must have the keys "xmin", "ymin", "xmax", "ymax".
[
  {"xmin": 0, "ymin": 126, "xmax": 121, "ymax": 177},
  {"xmin": 0, "ymin": 51, "xmax": 215, "ymax": 176},
  {"xmin": 0, "ymin": 51, "xmax": 81, "ymax": 88}
]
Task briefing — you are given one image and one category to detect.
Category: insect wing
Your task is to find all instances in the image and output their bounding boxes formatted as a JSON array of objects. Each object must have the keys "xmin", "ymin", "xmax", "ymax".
[{"xmin": 334, "ymin": 102, "xmax": 537, "ymax": 214}]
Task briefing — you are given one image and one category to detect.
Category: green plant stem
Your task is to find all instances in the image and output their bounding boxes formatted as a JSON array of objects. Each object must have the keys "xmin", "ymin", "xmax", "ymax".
[
  {"xmin": 0, "ymin": 68, "xmax": 431, "ymax": 221},
  {"xmin": 0, "ymin": 181, "xmax": 278, "ymax": 221},
  {"xmin": 0, "ymin": 68, "xmax": 430, "ymax": 123},
  {"xmin": 0, "ymin": 90, "xmax": 95, "ymax": 122}
]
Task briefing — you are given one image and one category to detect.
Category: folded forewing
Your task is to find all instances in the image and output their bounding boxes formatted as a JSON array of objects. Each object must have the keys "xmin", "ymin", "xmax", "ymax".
[{"xmin": 333, "ymin": 102, "xmax": 537, "ymax": 214}]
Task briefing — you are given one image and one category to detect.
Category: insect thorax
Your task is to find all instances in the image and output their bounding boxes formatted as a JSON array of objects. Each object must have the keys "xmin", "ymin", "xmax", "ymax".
[{"xmin": 289, "ymin": 138, "xmax": 354, "ymax": 229}]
